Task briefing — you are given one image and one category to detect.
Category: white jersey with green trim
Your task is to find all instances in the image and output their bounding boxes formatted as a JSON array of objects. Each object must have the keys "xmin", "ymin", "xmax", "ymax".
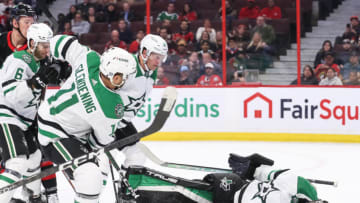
[
  {"xmin": 234, "ymin": 166, "xmax": 318, "ymax": 203},
  {"xmin": 37, "ymin": 35, "xmax": 156, "ymax": 149},
  {"xmin": 0, "ymin": 50, "xmax": 41, "ymax": 130}
]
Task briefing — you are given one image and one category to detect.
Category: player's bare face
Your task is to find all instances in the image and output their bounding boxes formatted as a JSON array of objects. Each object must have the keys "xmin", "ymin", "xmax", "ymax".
[
  {"xmin": 146, "ymin": 53, "xmax": 165, "ymax": 71},
  {"xmin": 34, "ymin": 42, "xmax": 50, "ymax": 60},
  {"xmin": 18, "ymin": 16, "xmax": 34, "ymax": 37}
]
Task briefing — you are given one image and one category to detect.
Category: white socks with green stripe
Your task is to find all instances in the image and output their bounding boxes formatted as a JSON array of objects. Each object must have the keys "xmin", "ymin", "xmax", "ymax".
[
  {"xmin": 73, "ymin": 162, "xmax": 102, "ymax": 203},
  {"xmin": 0, "ymin": 150, "xmax": 41, "ymax": 202}
]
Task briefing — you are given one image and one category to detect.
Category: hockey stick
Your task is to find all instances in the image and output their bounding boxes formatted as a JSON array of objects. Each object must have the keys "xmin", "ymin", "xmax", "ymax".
[
  {"xmin": 107, "ymin": 153, "xmax": 120, "ymax": 203},
  {"xmin": 138, "ymin": 143, "xmax": 338, "ymax": 187},
  {"xmin": 0, "ymin": 87, "xmax": 177, "ymax": 194}
]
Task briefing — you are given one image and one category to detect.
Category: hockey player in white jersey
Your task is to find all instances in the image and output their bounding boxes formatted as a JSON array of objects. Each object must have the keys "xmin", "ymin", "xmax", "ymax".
[
  {"xmin": 37, "ymin": 34, "xmax": 168, "ymax": 203},
  {"xmin": 0, "ymin": 23, "xmax": 59, "ymax": 203}
]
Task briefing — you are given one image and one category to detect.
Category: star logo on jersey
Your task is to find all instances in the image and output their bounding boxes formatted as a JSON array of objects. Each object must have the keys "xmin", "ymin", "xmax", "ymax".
[
  {"xmin": 251, "ymin": 181, "xmax": 279, "ymax": 203},
  {"xmin": 24, "ymin": 91, "xmax": 41, "ymax": 108},
  {"xmin": 220, "ymin": 177, "xmax": 234, "ymax": 191},
  {"xmin": 124, "ymin": 93, "xmax": 146, "ymax": 115}
]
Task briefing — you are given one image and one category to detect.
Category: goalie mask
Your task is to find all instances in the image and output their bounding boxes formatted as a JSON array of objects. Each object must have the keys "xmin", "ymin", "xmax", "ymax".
[
  {"xmin": 139, "ymin": 34, "xmax": 168, "ymax": 71},
  {"xmin": 27, "ymin": 23, "xmax": 53, "ymax": 53},
  {"xmin": 100, "ymin": 47, "xmax": 136, "ymax": 88}
]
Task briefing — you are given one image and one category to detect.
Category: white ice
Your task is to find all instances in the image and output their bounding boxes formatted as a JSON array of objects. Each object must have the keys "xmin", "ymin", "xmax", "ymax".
[{"xmin": 53, "ymin": 141, "xmax": 359, "ymax": 202}]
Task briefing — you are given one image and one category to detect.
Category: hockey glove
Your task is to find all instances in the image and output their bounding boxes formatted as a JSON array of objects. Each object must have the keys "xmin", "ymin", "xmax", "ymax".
[
  {"xmin": 115, "ymin": 122, "xmax": 139, "ymax": 150},
  {"xmin": 27, "ymin": 63, "xmax": 60, "ymax": 90},
  {"xmin": 228, "ymin": 153, "xmax": 274, "ymax": 180}
]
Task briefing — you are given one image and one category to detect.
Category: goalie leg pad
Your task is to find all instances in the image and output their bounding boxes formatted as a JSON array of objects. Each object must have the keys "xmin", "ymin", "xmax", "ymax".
[
  {"xmin": 73, "ymin": 162, "xmax": 102, "ymax": 203},
  {"xmin": 122, "ymin": 143, "xmax": 146, "ymax": 168}
]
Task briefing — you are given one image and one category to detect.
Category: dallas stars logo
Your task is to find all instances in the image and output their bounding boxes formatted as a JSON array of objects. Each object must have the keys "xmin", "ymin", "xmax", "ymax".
[
  {"xmin": 220, "ymin": 177, "xmax": 233, "ymax": 191},
  {"xmin": 124, "ymin": 93, "xmax": 146, "ymax": 115},
  {"xmin": 251, "ymin": 181, "xmax": 279, "ymax": 203},
  {"xmin": 24, "ymin": 91, "xmax": 41, "ymax": 108}
]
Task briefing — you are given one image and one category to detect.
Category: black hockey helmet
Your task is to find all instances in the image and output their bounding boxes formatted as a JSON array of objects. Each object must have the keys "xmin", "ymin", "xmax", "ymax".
[{"xmin": 10, "ymin": 3, "xmax": 36, "ymax": 21}]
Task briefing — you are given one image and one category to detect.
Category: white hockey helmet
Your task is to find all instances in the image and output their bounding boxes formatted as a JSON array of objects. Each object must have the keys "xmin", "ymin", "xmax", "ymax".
[
  {"xmin": 27, "ymin": 23, "xmax": 53, "ymax": 53},
  {"xmin": 100, "ymin": 47, "xmax": 136, "ymax": 88},
  {"xmin": 140, "ymin": 34, "xmax": 168, "ymax": 70}
]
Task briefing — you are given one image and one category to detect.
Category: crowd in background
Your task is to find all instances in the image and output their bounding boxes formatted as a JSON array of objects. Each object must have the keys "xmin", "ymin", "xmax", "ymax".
[
  {"xmin": 291, "ymin": 15, "xmax": 360, "ymax": 86},
  {"xmin": 1, "ymin": 0, "xmax": 355, "ymax": 86}
]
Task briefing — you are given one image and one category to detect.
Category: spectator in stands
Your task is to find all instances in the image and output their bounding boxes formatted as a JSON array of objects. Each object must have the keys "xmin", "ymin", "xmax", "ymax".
[
  {"xmin": 251, "ymin": 16, "xmax": 276, "ymax": 45},
  {"xmin": 169, "ymin": 39, "xmax": 189, "ymax": 66},
  {"xmin": 228, "ymin": 50, "xmax": 248, "ymax": 83},
  {"xmin": 314, "ymin": 40, "xmax": 333, "ymax": 68},
  {"xmin": 218, "ymin": 0, "xmax": 236, "ymax": 22},
  {"xmin": 226, "ymin": 38, "xmax": 242, "ymax": 59},
  {"xmin": 319, "ymin": 67, "xmax": 343, "ymax": 86},
  {"xmin": 337, "ymin": 39, "xmax": 354, "ymax": 67},
  {"xmin": 57, "ymin": 13, "xmax": 66, "ymax": 33},
  {"xmin": 290, "ymin": 65, "xmax": 319, "ymax": 85},
  {"xmin": 260, "ymin": 0, "xmax": 282, "ymax": 19},
  {"xmin": 196, "ymin": 62, "xmax": 223, "ymax": 86},
  {"xmin": 76, "ymin": 0, "xmax": 93, "ymax": 15},
  {"xmin": 314, "ymin": 51, "xmax": 341, "ymax": 80},
  {"xmin": 213, "ymin": 31, "xmax": 223, "ymax": 58},
  {"xmin": 119, "ymin": 1, "xmax": 136, "ymax": 23},
  {"xmin": 172, "ymin": 20, "xmax": 194, "ymax": 45},
  {"xmin": 200, "ymin": 52, "xmax": 221, "ymax": 76},
  {"xmin": 104, "ymin": 3, "xmax": 118, "ymax": 22},
  {"xmin": 341, "ymin": 23, "xmax": 357, "ymax": 43},
  {"xmin": 343, "ymin": 71, "xmax": 360, "ymax": 85},
  {"xmin": 246, "ymin": 31, "xmax": 272, "ymax": 72},
  {"xmin": 228, "ymin": 23, "xmax": 251, "ymax": 46},
  {"xmin": 66, "ymin": 5, "xmax": 77, "ymax": 21},
  {"xmin": 62, "ymin": 21, "xmax": 75, "ymax": 36},
  {"xmin": 180, "ymin": 51, "xmax": 202, "ymax": 80},
  {"xmin": 85, "ymin": 6, "xmax": 97, "ymax": 23},
  {"xmin": 159, "ymin": 26, "xmax": 175, "ymax": 50},
  {"xmin": 196, "ymin": 31, "xmax": 216, "ymax": 51},
  {"xmin": 104, "ymin": 29, "xmax": 127, "ymax": 51},
  {"xmin": 350, "ymin": 16, "xmax": 360, "ymax": 35},
  {"xmin": 178, "ymin": 3, "xmax": 197, "ymax": 22},
  {"xmin": 238, "ymin": 0, "xmax": 260, "ymax": 19},
  {"xmin": 195, "ymin": 19, "xmax": 216, "ymax": 44},
  {"xmin": 198, "ymin": 40, "xmax": 215, "ymax": 59},
  {"xmin": 176, "ymin": 65, "xmax": 194, "ymax": 85},
  {"xmin": 156, "ymin": 2, "xmax": 178, "ymax": 21},
  {"xmin": 117, "ymin": 19, "xmax": 133, "ymax": 44},
  {"xmin": 155, "ymin": 67, "xmax": 170, "ymax": 85},
  {"xmin": 128, "ymin": 29, "xmax": 144, "ymax": 53},
  {"xmin": 71, "ymin": 12, "xmax": 90, "ymax": 36},
  {"xmin": 342, "ymin": 54, "xmax": 360, "ymax": 81}
]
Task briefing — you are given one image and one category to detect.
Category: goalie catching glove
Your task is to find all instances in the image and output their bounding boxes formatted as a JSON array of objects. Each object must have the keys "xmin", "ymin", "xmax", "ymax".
[{"xmin": 228, "ymin": 153, "xmax": 274, "ymax": 180}]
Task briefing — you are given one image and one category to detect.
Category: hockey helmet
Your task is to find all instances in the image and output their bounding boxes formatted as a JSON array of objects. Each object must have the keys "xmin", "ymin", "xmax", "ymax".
[
  {"xmin": 100, "ymin": 47, "xmax": 136, "ymax": 88},
  {"xmin": 27, "ymin": 23, "xmax": 53, "ymax": 52},
  {"xmin": 139, "ymin": 34, "xmax": 168, "ymax": 70},
  {"xmin": 10, "ymin": 3, "xmax": 36, "ymax": 21}
]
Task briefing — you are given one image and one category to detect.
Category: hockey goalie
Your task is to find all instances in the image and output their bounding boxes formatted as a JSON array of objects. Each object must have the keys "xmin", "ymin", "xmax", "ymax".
[{"xmin": 117, "ymin": 153, "xmax": 328, "ymax": 203}]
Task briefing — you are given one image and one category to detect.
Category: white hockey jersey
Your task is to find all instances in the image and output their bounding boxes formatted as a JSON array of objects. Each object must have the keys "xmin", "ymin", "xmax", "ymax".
[
  {"xmin": 37, "ymin": 35, "xmax": 156, "ymax": 149},
  {"xmin": 0, "ymin": 50, "xmax": 42, "ymax": 130},
  {"xmin": 234, "ymin": 166, "xmax": 318, "ymax": 203}
]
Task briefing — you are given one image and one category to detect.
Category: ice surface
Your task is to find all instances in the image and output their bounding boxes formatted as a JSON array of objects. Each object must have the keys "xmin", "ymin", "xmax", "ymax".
[{"xmin": 55, "ymin": 141, "xmax": 359, "ymax": 202}]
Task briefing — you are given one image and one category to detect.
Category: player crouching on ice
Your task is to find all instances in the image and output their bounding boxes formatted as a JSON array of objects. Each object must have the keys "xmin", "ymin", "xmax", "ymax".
[
  {"xmin": 36, "ymin": 34, "xmax": 168, "ymax": 203},
  {"xmin": 118, "ymin": 153, "xmax": 328, "ymax": 203},
  {"xmin": 0, "ymin": 23, "xmax": 59, "ymax": 203}
]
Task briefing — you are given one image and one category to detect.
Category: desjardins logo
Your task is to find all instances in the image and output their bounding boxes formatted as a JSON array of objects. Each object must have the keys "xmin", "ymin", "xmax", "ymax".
[{"xmin": 137, "ymin": 97, "xmax": 220, "ymax": 122}]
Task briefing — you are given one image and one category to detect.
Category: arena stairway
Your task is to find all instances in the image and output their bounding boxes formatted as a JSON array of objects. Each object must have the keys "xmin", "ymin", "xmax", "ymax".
[{"xmin": 260, "ymin": 0, "xmax": 360, "ymax": 85}]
